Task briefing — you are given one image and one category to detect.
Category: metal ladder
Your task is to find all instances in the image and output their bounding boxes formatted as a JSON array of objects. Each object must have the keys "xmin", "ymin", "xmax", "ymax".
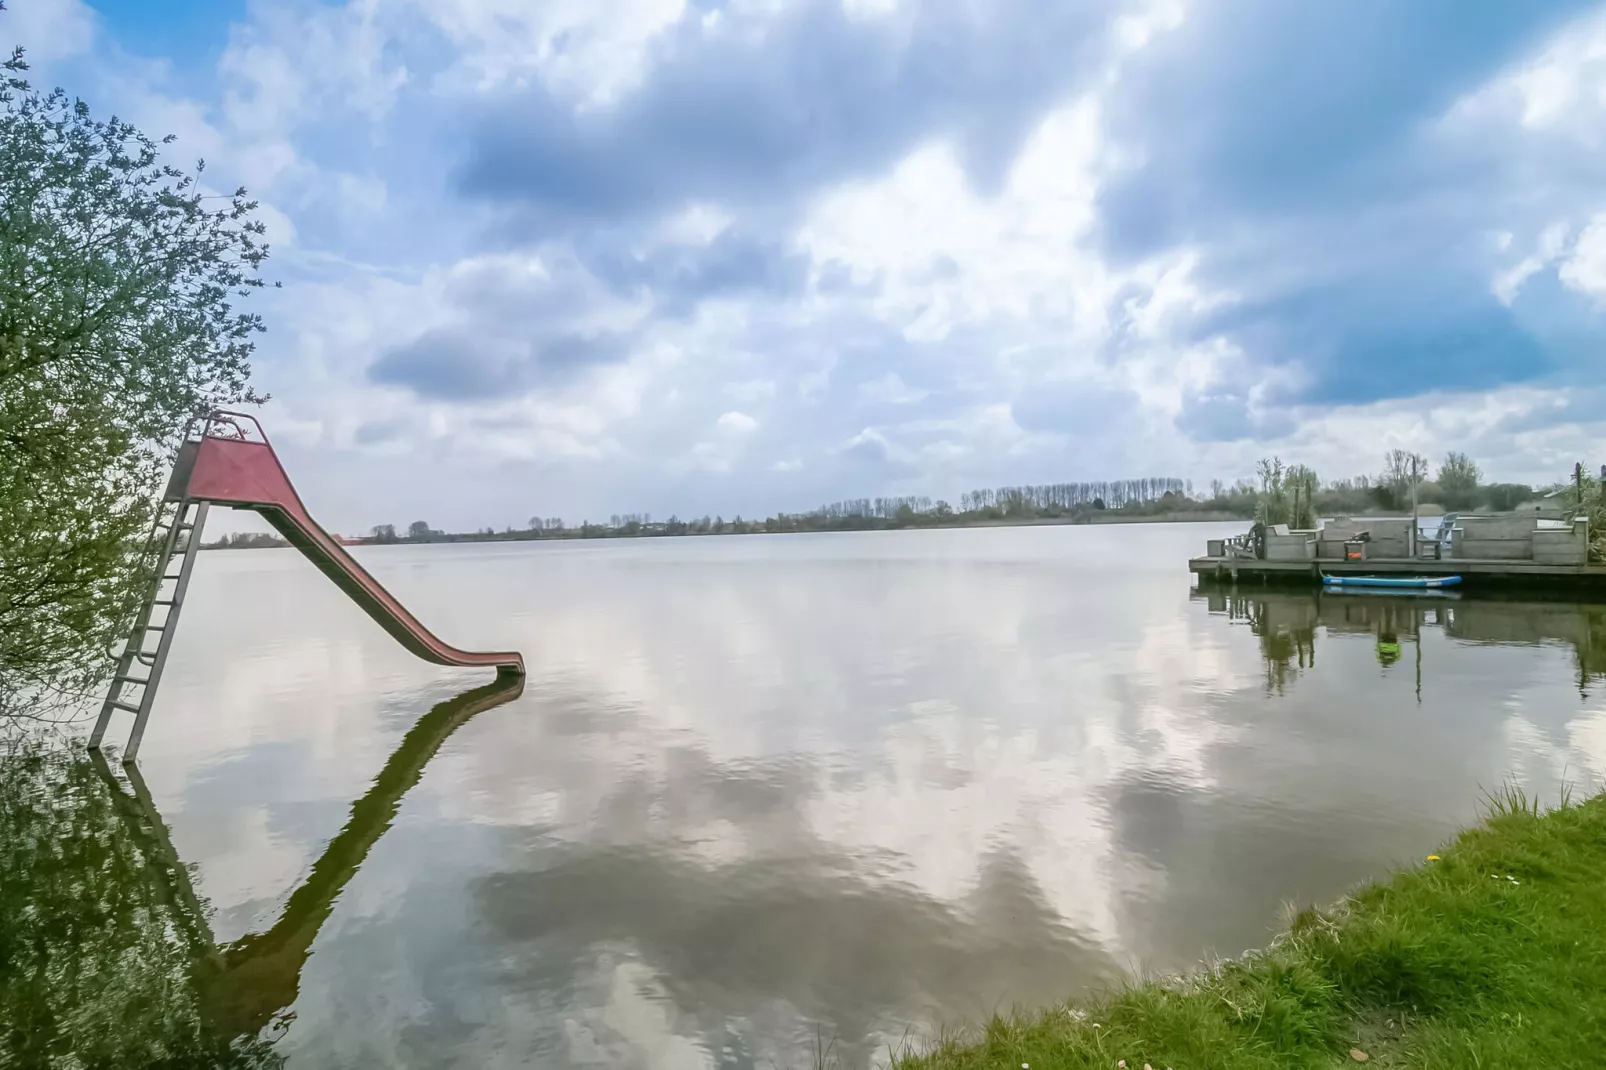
[{"xmin": 88, "ymin": 495, "xmax": 210, "ymax": 762}]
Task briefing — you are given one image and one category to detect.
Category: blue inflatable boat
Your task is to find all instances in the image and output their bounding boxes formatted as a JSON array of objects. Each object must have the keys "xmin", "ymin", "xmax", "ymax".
[{"xmin": 1322, "ymin": 574, "xmax": 1463, "ymax": 589}]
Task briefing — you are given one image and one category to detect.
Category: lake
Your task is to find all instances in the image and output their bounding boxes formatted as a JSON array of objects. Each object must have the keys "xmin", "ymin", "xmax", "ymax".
[{"xmin": 12, "ymin": 522, "xmax": 1606, "ymax": 1068}]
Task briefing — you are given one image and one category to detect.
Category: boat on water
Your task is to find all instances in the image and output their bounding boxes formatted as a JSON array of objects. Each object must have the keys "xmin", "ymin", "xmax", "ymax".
[
  {"xmin": 1323, "ymin": 583, "xmax": 1462, "ymax": 599},
  {"xmin": 1322, "ymin": 574, "xmax": 1463, "ymax": 589}
]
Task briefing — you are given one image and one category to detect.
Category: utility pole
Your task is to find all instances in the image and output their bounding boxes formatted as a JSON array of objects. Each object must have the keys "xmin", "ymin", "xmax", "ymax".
[{"xmin": 1410, "ymin": 454, "xmax": 1421, "ymax": 558}]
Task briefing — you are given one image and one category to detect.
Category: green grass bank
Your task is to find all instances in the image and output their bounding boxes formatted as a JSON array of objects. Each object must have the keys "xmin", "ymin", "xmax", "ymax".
[{"xmin": 891, "ymin": 789, "xmax": 1606, "ymax": 1070}]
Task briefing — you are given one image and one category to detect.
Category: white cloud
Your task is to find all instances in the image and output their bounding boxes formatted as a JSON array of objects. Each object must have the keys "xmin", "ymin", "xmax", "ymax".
[
  {"xmin": 1492, "ymin": 222, "xmax": 1570, "ymax": 304},
  {"xmin": 220, "ymin": 0, "xmax": 408, "ymax": 135},
  {"xmin": 797, "ymin": 98, "xmax": 1109, "ymax": 343},
  {"xmin": 655, "ymin": 202, "xmax": 736, "ymax": 245},
  {"xmin": 1452, "ymin": 7, "xmax": 1606, "ymax": 134},
  {"xmin": 793, "ymin": 90, "xmax": 1235, "ymax": 435},
  {"xmin": 418, "ymin": 0, "xmax": 689, "ymax": 103},
  {"xmin": 717, "ymin": 410, "xmax": 759, "ymax": 433},
  {"xmin": 1110, "ymin": 0, "xmax": 1186, "ymax": 57},
  {"xmin": 858, "ymin": 372, "xmax": 927, "ymax": 405},
  {"xmin": 724, "ymin": 379, "xmax": 776, "ymax": 403},
  {"xmin": 840, "ymin": 0, "xmax": 901, "ymax": 20},
  {"xmin": 4, "ymin": 0, "xmax": 95, "ymax": 63},
  {"xmin": 1560, "ymin": 214, "xmax": 1606, "ymax": 300}
]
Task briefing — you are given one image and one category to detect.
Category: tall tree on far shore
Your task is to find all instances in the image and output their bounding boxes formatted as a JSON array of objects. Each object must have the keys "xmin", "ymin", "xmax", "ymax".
[
  {"xmin": 1438, "ymin": 451, "xmax": 1482, "ymax": 510},
  {"xmin": 1, "ymin": 38, "xmax": 271, "ymax": 719},
  {"xmin": 1380, "ymin": 449, "xmax": 1430, "ymax": 511}
]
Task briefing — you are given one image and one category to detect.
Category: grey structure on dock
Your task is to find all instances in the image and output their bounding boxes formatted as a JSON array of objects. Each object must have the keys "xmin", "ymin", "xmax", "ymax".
[{"xmin": 1191, "ymin": 511, "xmax": 1602, "ymax": 589}]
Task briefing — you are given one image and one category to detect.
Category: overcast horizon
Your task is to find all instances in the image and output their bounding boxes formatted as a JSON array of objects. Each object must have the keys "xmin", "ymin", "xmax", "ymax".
[{"xmin": 10, "ymin": 0, "xmax": 1606, "ymax": 535}]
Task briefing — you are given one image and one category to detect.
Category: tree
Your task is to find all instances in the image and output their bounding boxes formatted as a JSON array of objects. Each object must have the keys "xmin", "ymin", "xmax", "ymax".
[
  {"xmin": 1484, "ymin": 483, "xmax": 1533, "ymax": 512},
  {"xmin": 1, "ymin": 42, "xmax": 271, "ymax": 717},
  {"xmin": 1561, "ymin": 462, "xmax": 1606, "ymax": 563},
  {"xmin": 371, "ymin": 524, "xmax": 397, "ymax": 542},
  {"xmin": 407, "ymin": 520, "xmax": 432, "ymax": 540},
  {"xmin": 1253, "ymin": 458, "xmax": 1318, "ymax": 528},
  {"xmin": 1380, "ymin": 450, "xmax": 1429, "ymax": 510},
  {"xmin": 1438, "ymin": 451, "xmax": 1482, "ymax": 509},
  {"xmin": 1285, "ymin": 464, "xmax": 1319, "ymax": 529},
  {"xmin": 1255, "ymin": 457, "xmax": 1288, "ymax": 526}
]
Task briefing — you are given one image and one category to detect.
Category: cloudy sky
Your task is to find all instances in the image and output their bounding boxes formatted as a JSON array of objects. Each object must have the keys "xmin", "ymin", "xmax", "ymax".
[{"xmin": 10, "ymin": 0, "xmax": 1606, "ymax": 533}]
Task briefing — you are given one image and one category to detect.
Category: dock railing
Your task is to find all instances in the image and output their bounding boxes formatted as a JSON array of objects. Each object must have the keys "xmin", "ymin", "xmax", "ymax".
[{"xmin": 1220, "ymin": 532, "xmax": 1257, "ymax": 559}]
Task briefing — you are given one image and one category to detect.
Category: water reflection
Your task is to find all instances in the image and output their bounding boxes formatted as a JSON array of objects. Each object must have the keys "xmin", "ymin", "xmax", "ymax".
[
  {"xmin": 1204, "ymin": 588, "xmax": 1606, "ymax": 699},
  {"xmin": 29, "ymin": 528, "xmax": 1606, "ymax": 1069},
  {"xmin": 474, "ymin": 841, "xmax": 1115, "ymax": 1069},
  {"xmin": 0, "ymin": 674, "xmax": 522, "ymax": 1067},
  {"xmin": 0, "ymin": 742, "xmax": 281, "ymax": 1068}
]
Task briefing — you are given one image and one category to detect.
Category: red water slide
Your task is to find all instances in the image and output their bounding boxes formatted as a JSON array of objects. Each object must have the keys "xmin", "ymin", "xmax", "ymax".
[{"xmin": 176, "ymin": 412, "xmax": 525, "ymax": 676}]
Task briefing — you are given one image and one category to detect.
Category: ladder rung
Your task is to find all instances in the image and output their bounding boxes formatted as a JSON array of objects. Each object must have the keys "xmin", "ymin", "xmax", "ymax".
[
  {"xmin": 112, "ymin": 674, "xmax": 149, "ymax": 685},
  {"xmin": 153, "ymin": 599, "xmax": 177, "ymax": 606},
  {"xmin": 108, "ymin": 700, "xmax": 142, "ymax": 714},
  {"xmin": 144, "ymin": 624, "xmax": 166, "ymax": 632}
]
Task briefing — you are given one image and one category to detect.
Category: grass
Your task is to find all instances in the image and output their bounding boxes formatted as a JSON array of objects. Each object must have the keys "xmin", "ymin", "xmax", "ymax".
[{"xmin": 882, "ymin": 786, "xmax": 1606, "ymax": 1070}]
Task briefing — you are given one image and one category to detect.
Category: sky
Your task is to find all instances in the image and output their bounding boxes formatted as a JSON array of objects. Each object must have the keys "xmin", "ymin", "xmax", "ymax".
[{"xmin": 8, "ymin": 0, "xmax": 1606, "ymax": 534}]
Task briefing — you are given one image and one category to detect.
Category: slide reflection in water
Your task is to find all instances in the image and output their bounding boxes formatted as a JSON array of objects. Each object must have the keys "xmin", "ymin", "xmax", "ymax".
[{"xmin": 83, "ymin": 673, "xmax": 524, "ymax": 1048}]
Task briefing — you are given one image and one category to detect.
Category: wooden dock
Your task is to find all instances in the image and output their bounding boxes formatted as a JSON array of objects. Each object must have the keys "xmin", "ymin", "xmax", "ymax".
[{"xmin": 1190, "ymin": 555, "xmax": 1606, "ymax": 592}]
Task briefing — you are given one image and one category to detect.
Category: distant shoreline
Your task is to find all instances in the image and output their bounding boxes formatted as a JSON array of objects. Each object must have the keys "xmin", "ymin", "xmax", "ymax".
[
  {"xmin": 202, "ymin": 509, "xmax": 1255, "ymax": 549},
  {"xmin": 983, "ymin": 509, "xmax": 1247, "ymax": 527}
]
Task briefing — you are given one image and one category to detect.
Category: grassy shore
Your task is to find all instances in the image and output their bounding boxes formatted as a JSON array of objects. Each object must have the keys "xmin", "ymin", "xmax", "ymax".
[{"xmin": 892, "ymin": 788, "xmax": 1606, "ymax": 1070}]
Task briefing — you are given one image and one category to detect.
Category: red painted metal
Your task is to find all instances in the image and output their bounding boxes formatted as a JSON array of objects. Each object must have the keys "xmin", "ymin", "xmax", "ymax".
[{"xmin": 181, "ymin": 412, "xmax": 524, "ymax": 676}]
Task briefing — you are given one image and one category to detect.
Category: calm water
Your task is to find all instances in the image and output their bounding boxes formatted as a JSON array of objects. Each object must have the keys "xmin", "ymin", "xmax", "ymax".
[{"xmin": 18, "ymin": 523, "xmax": 1606, "ymax": 1067}]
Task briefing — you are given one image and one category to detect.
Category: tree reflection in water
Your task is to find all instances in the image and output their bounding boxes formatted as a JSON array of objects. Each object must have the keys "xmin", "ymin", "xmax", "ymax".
[
  {"xmin": 0, "ymin": 673, "xmax": 524, "ymax": 1068},
  {"xmin": 1205, "ymin": 588, "xmax": 1606, "ymax": 699}
]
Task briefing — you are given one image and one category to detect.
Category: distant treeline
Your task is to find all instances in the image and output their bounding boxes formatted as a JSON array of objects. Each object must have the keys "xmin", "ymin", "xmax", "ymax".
[
  {"xmin": 363, "ymin": 475, "xmax": 1218, "ymax": 545},
  {"xmin": 211, "ymin": 452, "xmax": 1591, "ymax": 551},
  {"xmin": 960, "ymin": 478, "xmax": 1189, "ymax": 512},
  {"xmin": 1221, "ymin": 450, "xmax": 1545, "ymax": 531},
  {"xmin": 201, "ymin": 532, "xmax": 288, "ymax": 551}
]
